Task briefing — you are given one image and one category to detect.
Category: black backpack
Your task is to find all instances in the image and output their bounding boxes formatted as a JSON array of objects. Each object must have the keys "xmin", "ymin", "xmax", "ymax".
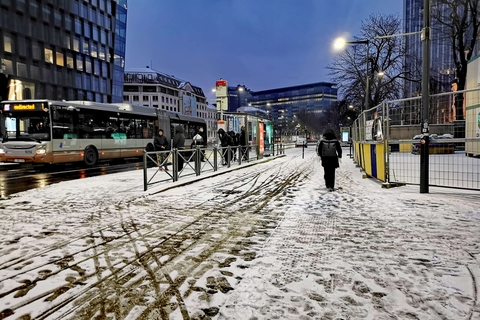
[{"xmin": 320, "ymin": 140, "xmax": 337, "ymax": 157}]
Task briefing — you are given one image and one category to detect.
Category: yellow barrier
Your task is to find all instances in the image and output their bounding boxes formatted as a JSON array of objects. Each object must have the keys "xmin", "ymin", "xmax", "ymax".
[{"xmin": 353, "ymin": 142, "xmax": 387, "ymax": 182}]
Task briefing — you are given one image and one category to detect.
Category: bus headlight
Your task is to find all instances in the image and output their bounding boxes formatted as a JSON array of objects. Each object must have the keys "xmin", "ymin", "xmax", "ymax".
[
  {"xmin": 0, "ymin": 148, "xmax": 4, "ymax": 154},
  {"xmin": 36, "ymin": 146, "xmax": 46, "ymax": 155}
]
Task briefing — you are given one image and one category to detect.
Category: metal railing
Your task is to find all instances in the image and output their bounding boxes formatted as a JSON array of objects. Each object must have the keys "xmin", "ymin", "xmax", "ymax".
[
  {"xmin": 352, "ymin": 88, "xmax": 480, "ymax": 191},
  {"xmin": 143, "ymin": 144, "xmax": 270, "ymax": 191}
]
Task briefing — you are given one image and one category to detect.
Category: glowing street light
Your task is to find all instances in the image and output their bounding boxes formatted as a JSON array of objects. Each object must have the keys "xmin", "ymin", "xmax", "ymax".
[{"xmin": 333, "ymin": 37, "xmax": 347, "ymax": 51}]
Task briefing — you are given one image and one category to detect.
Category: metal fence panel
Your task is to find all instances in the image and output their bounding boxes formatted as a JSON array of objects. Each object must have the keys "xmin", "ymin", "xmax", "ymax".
[{"xmin": 352, "ymin": 88, "xmax": 480, "ymax": 191}]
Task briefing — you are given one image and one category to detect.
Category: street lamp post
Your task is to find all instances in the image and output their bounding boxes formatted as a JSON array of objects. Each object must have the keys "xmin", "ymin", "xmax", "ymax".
[
  {"xmin": 334, "ymin": 38, "xmax": 370, "ymax": 111},
  {"xmin": 420, "ymin": 0, "xmax": 431, "ymax": 193}
]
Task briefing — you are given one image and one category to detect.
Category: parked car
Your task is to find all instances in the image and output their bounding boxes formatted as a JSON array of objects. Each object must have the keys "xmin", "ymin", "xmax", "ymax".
[{"xmin": 412, "ymin": 134, "xmax": 455, "ymax": 154}]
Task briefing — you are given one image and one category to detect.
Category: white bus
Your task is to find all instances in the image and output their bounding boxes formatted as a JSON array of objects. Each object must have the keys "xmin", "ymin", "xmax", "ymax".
[{"xmin": 0, "ymin": 100, "xmax": 206, "ymax": 166}]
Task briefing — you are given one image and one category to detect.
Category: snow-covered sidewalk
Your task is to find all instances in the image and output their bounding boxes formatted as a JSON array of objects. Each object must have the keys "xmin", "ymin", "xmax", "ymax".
[{"xmin": 0, "ymin": 147, "xmax": 479, "ymax": 320}]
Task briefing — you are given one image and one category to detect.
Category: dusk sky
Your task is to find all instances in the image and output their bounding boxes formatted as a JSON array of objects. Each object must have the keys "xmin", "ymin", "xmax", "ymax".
[{"xmin": 125, "ymin": 1, "xmax": 404, "ymax": 101}]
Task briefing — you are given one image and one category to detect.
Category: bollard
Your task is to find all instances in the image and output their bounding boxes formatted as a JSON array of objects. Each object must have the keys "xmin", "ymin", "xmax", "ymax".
[{"xmin": 213, "ymin": 147, "xmax": 218, "ymax": 171}]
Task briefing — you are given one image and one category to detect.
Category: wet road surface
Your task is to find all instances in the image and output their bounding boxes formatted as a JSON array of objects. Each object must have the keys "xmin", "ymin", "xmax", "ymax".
[{"xmin": 0, "ymin": 159, "xmax": 145, "ymax": 198}]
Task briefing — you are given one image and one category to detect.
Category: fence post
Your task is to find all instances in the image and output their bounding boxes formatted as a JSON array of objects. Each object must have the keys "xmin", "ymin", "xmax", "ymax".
[
  {"xmin": 195, "ymin": 146, "xmax": 201, "ymax": 176},
  {"xmin": 226, "ymin": 146, "xmax": 231, "ymax": 167},
  {"xmin": 143, "ymin": 150, "xmax": 148, "ymax": 191},
  {"xmin": 173, "ymin": 149, "xmax": 178, "ymax": 182},
  {"xmin": 213, "ymin": 146, "xmax": 218, "ymax": 171}
]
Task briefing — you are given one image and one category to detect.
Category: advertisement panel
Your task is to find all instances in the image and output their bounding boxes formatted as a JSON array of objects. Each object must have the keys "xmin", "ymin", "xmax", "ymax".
[
  {"xmin": 259, "ymin": 122, "xmax": 264, "ymax": 155},
  {"xmin": 215, "ymin": 79, "xmax": 228, "ymax": 111},
  {"xmin": 183, "ymin": 95, "xmax": 197, "ymax": 117}
]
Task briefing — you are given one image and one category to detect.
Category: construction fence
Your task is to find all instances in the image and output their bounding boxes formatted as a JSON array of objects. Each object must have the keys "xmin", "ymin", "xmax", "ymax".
[{"xmin": 351, "ymin": 87, "xmax": 480, "ymax": 191}]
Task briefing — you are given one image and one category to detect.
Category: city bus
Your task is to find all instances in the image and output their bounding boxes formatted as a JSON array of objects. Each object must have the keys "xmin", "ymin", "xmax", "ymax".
[{"xmin": 0, "ymin": 100, "xmax": 206, "ymax": 166}]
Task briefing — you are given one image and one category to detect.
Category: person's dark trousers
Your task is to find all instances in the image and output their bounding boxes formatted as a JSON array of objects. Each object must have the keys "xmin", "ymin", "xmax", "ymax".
[{"xmin": 324, "ymin": 167, "xmax": 336, "ymax": 189}]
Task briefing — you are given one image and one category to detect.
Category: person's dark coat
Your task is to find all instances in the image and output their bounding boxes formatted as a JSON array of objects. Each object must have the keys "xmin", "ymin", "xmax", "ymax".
[
  {"xmin": 318, "ymin": 129, "xmax": 342, "ymax": 168},
  {"xmin": 173, "ymin": 125, "xmax": 185, "ymax": 149},
  {"xmin": 154, "ymin": 133, "xmax": 169, "ymax": 151},
  {"xmin": 240, "ymin": 128, "xmax": 247, "ymax": 146},
  {"xmin": 218, "ymin": 128, "xmax": 230, "ymax": 147}
]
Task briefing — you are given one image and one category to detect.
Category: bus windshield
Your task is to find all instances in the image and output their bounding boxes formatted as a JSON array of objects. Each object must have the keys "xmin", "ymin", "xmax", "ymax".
[{"xmin": 5, "ymin": 113, "xmax": 51, "ymax": 142}]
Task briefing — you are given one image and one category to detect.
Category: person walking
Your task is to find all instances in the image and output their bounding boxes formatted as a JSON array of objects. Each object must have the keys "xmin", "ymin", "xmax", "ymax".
[
  {"xmin": 154, "ymin": 129, "xmax": 169, "ymax": 171},
  {"xmin": 172, "ymin": 125, "xmax": 186, "ymax": 171},
  {"xmin": 240, "ymin": 126, "xmax": 248, "ymax": 160},
  {"xmin": 196, "ymin": 126, "xmax": 208, "ymax": 161},
  {"xmin": 218, "ymin": 128, "xmax": 233, "ymax": 165},
  {"xmin": 317, "ymin": 129, "xmax": 342, "ymax": 191}
]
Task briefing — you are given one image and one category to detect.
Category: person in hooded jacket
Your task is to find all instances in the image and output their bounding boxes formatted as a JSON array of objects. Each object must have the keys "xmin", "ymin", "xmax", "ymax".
[
  {"xmin": 240, "ymin": 126, "xmax": 248, "ymax": 160},
  {"xmin": 317, "ymin": 129, "xmax": 342, "ymax": 191},
  {"xmin": 154, "ymin": 128, "xmax": 169, "ymax": 171},
  {"xmin": 217, "ymin": 128, "xmax": 232, "ymax": 165},
  {"xmin": 173, "ymin": 125, "xmax": 186, "ymax": 171}
]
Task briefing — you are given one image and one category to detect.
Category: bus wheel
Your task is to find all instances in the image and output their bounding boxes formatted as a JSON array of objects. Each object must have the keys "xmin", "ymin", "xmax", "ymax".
[{"xmin": 84, "ymin": 147, "xmax": 98, "ymax": 166}]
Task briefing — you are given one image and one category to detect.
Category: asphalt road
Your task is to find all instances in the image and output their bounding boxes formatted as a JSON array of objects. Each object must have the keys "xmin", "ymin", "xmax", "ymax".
[{"xmin": 0, "ymin": 159, "xmax": 145, "ymax": 198}]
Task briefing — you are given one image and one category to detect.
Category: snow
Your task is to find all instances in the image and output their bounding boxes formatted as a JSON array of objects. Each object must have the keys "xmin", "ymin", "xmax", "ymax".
[{"xmin": 0, "ymin": 147, "xmax": 479, "ymax": 319}]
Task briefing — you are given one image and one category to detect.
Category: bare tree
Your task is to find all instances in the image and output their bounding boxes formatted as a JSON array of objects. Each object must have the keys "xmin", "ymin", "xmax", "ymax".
[
  {"xmin": 327, "ymin": 14, "xmax": 416, "ymax": 110},
  {"xmin": 432, "ymin": 0, "xmax": 480, "ymax": 91}
]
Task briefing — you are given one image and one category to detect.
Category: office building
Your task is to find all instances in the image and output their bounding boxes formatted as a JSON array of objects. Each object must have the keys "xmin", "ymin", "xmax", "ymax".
[
  {"xmin": 0, "ymin": 0, "xmax": 127, "ymax": 103},
  {"xmin": 123, "ymin": 68, "xmax": 216, "ymax": 141},
  {"xmin": 247, "ymin": 82, "xmax": 338, "ymax": 130},
  {"xmin": 404, "ymin": 0, "xmax": 456, "ymax": 97}
]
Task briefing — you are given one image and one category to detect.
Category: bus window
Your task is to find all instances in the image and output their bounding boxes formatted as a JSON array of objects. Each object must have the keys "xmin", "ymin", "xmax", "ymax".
[{"xmin": 5, "ymin": 115, "xmax": 50, "ymax": 141}]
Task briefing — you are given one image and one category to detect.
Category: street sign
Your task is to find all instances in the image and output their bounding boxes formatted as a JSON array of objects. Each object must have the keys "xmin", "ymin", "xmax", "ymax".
[{"xmin": 215, "ymin": 79, "xmax": 228, "ymax": 111}]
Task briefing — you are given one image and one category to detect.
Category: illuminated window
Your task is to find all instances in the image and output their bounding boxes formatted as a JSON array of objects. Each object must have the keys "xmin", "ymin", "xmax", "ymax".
[
  {"xmin": 82, "ymin": 39, "xmax": 89, "ymax": 54},
  {"xmin": 76, "ymin": 54, "xmax": 83, "ymax": 71},
  {"xmin": 66, "ymin": 53, "xmax": 74, "ymax": 68},
  {"xmin": 73, "ymin": 37, "xmax": 80, "ymax": 52},
  {"xmin": 85, "ymin": 57, "xmax": 92, "ymax": 73},
  {"xmin": 56, "ymin": 51, "xmax": 64, "ymax": 67},
  {"xmin": 44, "ymin": 48, "xmax": 53, "ymax": 64},
  {"xmin": 98, "ymin": 46, "xmax": 105, "ymax": 60},
  {"xmin": 3, "ymin": 34, "xmax": 13, "ymax": 53},
  {"xmin": 91, "ymin": 42, "xmax": 97, "ymax": 58}
]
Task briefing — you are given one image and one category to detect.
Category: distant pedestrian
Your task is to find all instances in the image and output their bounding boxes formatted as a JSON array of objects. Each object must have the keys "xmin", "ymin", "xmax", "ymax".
[
  {"xmin": 192, "ymin": 126, "xmax": 207, "ymax": 161},
  {"xmin": 229, "ymin": 130, "xmax": 239, "ymax": 161},
  {"xmin": 240, "ymin": 126, "xmax": 248, "ymax": 160},
  {"xmin": 317, "ymin": 129, "xmax": 342, "ymax": 191},
  {"xmin": 173, "ymin": 125, "xmax": 186, "ymax": 171},
  {"xmin": 218, "ymin": 128, "xmax": 233, "ymax": 165},
  {"xmin": 154, "ymin": 128, "xmax": 169, "ymax": 171}
]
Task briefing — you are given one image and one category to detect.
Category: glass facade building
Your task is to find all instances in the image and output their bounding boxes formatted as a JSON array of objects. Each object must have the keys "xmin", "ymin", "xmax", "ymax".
[
  {"xmin": 247, "ymin": 82, "xmax": 338, "ymax": 130},
  {"xmin": 404, "ymin": 0, "xmax": 455, "ymax": 97},
  {"xmin": 0, "ymin": 0, "xmax": 127, "ymax": 103}
]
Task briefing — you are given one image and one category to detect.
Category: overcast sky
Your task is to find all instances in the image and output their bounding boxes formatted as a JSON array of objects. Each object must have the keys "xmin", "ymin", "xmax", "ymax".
[{"xmin": 125, "ymin": 1, "xmax": 404, "ymax": 101}]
